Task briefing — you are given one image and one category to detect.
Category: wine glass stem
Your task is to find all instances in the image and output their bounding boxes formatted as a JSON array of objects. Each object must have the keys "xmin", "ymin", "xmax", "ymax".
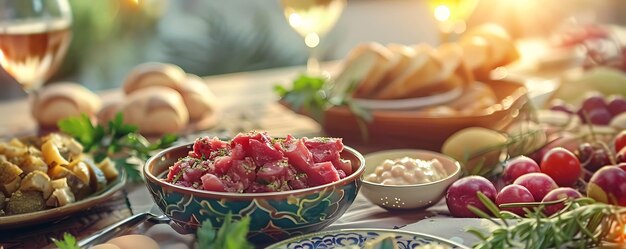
[{"xmin": 307, "ymin": 52, "xmax": 320, "ymax": 75}]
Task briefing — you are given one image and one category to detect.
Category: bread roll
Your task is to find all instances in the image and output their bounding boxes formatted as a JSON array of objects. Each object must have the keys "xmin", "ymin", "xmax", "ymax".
[
  {"xmin": 97, "ymin": 100, "xmax": 123, "ymax": 125},
  {"xmin": 347, "ymin": 43, "xmax": 396, "ymax": 98},
  {"xmin": 122, "ymin": 62, "xmax": 187, "ymax": 94},
  {"xmin": 378, "ymin": 44, "xmax": 416, "ymax": 90},
  {"xmin": 180, "ymin": 74, "xmax": 217, "ymax": 120},
  {"xmin": 461, "ymin": 23, "xmax": 519, "ymax": 73},
  {"xmin": 120, "ymin": 86, "xmax": 189, "ymax": 134},
  {"xmin": 459, "ymin": 36, "xmax": 489, "ymax": 71},
  {"xmin": 32, "ymin": 83, "xmax": 101, "ymax": 127},
  {"xmin": 376, "ymin": 45, "xmax": 448, "ymax": 99}
]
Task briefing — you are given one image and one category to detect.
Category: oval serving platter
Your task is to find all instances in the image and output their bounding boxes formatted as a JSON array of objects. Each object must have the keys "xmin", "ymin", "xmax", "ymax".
[
  {"xmin": 266, "ymin": 228, "xmax": 470, "ymax": 249},
  {"xmin": 0, "ymin": 168, "xmax": 126, "ymax": 229}
]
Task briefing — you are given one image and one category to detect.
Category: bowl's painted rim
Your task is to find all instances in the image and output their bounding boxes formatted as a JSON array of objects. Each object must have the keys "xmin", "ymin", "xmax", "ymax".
[
  {"xmin": 265, "ymin": 228, "xmax": 471, "ymax": 249},
  {"xmin": 361, "ymin": 149, "xmax": 462, "ymax": 188},
  {"xmin": 144, "ymin": 143, "xmax": 366, "ymax": 200}
]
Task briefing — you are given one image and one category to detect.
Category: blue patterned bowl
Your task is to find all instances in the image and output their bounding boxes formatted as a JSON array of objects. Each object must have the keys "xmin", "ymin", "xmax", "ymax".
[
  {"xmin": 144, "ymin": 143, "xmax": 365, "ymax": 243},
  {"xmin": 266, "ymin": 228, "xmax": 471, "ymax": 249}
]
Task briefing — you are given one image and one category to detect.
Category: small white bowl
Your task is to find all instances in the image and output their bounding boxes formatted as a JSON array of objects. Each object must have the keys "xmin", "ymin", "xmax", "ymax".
[{"xmin": 361, "ymin": 149, "xmax": 462, "ymax": 210}]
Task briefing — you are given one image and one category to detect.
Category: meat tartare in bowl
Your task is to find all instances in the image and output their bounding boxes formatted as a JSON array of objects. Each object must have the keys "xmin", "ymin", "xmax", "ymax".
[{"xmin": 143, "ymin": 131, "xmax": 365, "ymax": 243}]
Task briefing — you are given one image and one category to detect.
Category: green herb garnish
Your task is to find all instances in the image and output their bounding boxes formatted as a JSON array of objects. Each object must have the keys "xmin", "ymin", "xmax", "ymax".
[
  {"xmin": 58, "ymin": 113, "xmax": 178, "ymax": 182},
  {"xmin": 51, "ymin": 232, "xmax": 79, "ymax": 249},
  {"xmin": 468, "ymin": 193, "xmax": 626, "ymax": 248},
  {"xmin": 274, "ymin": 74, "xmax": 330, "ymax": 122},
  {"xmin": 196, "ymin": 213, "xmax": 254, "ymax": 249},
  {"xmin": 275, "ymin": 74, "xmax": 372, "ymax": 139}
]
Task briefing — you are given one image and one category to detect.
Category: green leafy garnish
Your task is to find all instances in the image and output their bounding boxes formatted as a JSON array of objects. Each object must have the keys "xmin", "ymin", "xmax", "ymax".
[
  {"xmin": 274, "ymin": 74, "xmax": 330, "ymax": 122},
  {"xmin": 51, "ymin": 233, "xmax": 79, "ymax": 249},
  {"xmin": 58, "ymin": 113, "xmax": 178, "ymax": 182},
  {"xmin": 468, "ymin": 194, "xmax": 626, "ymax": 248},
  {"xmin": 275, "ymin": 74, "xmax": 372, "ymax": 138},
  {"xmin": 196, "ymin": 213, "xmax": 254, "ymax": 249}
]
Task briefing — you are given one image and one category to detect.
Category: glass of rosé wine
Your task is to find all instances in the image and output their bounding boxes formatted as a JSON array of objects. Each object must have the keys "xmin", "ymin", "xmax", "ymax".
[{"xmin": 0, "ymin": 0, "xmax": 72, "ymax": 95}]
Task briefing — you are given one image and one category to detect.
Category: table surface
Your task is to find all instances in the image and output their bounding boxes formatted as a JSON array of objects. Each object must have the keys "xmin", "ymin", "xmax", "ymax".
[{"xmin": 0, "ymin": 62, "xmax": 495, "ymax": 249}]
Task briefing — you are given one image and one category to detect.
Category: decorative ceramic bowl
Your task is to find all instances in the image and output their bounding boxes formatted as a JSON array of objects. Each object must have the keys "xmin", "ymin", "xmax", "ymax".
[
  {"xmin": 360, "ymin": 149, "xmax": 461, "ymax": 210},
  {"xmin": 266, "ymin": 228, "xmax": 470, "ymax": 249},
  {"xmin": 143, "ymin": 143, "xmax": 366, "ymax": 243}
]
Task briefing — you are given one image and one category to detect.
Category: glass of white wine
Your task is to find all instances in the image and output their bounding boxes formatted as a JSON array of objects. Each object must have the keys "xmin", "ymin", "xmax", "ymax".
[
  {"xmin": 428, "ymin": 0, "xmax": 479, "ymax": 43},
  {"xmin": 280, "ymin": 0, "xmax": 346, "ymax": 75},
  {"xmin": 0, "ymin": 0, "xmax": 72, "ymax": 94}
]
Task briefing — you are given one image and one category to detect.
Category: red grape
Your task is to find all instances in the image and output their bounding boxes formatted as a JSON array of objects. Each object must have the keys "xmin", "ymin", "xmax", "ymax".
[
  {"xmin": 513, "ymin": 173, "xmax": 559, "ymax": 201},
  {"xmin": 615, "ymin": 130, "xmax": 626, "ymax": 153},
  {"xmin": 541, "ymin": 148, "xmax": 582, "ymax": 186},
  {"xmin": 502, "ymin": 156, "xmax": 541, "ymax": 185},
  {"xmin": 608, "ymin": 96, "xmax": 626, "ymax": 116},
  {"xmin": 446, "ymin": 176, "xmax": 497, "ymax": 218},
  {"xmin": 585, "ymin": 108, "xmax": 612, "ymax": 125},
  {"xmin": 541, "ymin": 187, "xmax": 583, "ymax": 216},
  {"xmin": 496, "ymin": 185, "xmax": 535, "ymax": 216},
  {"xmin": 580, "ymin": 94, "xmax": 607, "ymax": 112},
  {"xmin": 618, "ymin": 163, "xmax": 626, "ymax": 172},
  {"xmin": 577, "ymin": 143, "xmax": 612, "ymax": 172}
]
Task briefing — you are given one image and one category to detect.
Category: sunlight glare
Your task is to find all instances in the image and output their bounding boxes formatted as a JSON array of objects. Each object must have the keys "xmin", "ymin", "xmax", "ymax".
[
  {"xmin": 288, "ymin": 13, "xmax": 302, "ymax": 28},
  {"xmin": 304, "ymin": 33, "xmax": 320, "ymax": 48},
  {"xmin": 434, "ymin": 5, "xmax": 451, "ymax": 22}
]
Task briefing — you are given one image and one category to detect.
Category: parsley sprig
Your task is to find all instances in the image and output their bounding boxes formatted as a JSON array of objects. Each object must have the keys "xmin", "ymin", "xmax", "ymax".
[
  {"xmin": 58, "ymin": 113, "xmax": 178, "ymax": 182},
  {"xmin": 275, "ymin": 74, "xmax": 372, "ymax": 139},
  {"xmin": 51, "ymin": 233, "xmax": 79, "ymax": 249},
  {"xmin": 196, "ymin": 213, "xmax": 254, "ymax": 249}
]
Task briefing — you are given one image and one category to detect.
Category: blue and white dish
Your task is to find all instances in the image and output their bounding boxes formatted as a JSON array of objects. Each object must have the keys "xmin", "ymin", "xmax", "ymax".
[{"xmin": 266, "ymin": 228, "xmax": 470, "ymax": 249}]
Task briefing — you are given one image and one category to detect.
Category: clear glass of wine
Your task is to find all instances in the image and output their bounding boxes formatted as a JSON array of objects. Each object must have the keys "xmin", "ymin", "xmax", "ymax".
[
  {"xmin": 280, "ymin": 0, "xmax": 346, "ymax": 75},
  {"xmin": 0, "ymin": 0, "xmax": 73, "ymax": 95},
  {"xmin": 428, "ymin": 0, "xmax": 479, "ymax": 43}
]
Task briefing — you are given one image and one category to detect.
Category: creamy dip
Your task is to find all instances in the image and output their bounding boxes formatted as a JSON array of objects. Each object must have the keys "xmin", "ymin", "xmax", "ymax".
[{"xmin": 365, "ymin": 157, "xmax": 448, "ymax": 185}]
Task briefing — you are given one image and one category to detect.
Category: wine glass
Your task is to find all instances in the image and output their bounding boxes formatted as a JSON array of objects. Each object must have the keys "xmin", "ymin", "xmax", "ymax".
[
  {"xmin": 0, "ymin": 0, "xmax": 72, "ymax": 95},
  {"xmin": 428, "ymin": 0, "xmax": 479, "ymax": 43},
  {"xmin": 280, "ymin": 0, "xmax": 346, "ymax": 75}
]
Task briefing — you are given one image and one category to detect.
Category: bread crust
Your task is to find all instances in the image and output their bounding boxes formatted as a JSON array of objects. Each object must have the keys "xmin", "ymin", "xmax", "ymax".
[
  {"xmin": 122, "ymin": 62, "xmax": 187, "ymax": 94},
  {"xmin": 32, "ymin": 83, "xmax": 101, "ymax": 127}
]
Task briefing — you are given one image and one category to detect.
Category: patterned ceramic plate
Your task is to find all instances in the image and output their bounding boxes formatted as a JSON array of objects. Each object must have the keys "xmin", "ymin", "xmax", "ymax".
[
  {"xmin": 0, "ymin": 168, "xmax": 126, "ymax": 229},
  {"xmin": 266, "ymin": 228, "xmax": 470, "ymax": 249}
]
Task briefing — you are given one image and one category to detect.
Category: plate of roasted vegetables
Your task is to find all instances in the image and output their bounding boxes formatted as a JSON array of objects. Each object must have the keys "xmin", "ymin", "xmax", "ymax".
[{"xmin": 0, "ymin": 133, "xmax": 124, "ymax": 228}]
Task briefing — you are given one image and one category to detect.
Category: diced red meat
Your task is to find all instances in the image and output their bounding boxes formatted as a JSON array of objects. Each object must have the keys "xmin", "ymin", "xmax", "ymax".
[
  {"xmin": 257, "ymin": 160, "xmax": 290, "ymax": 183},
  {"xmin": 231, "ymin": 143, "xmax": 246, "ymax": 160},
  {"xmin": 170, "ymin": 133, "xmax": 348, "ymax": 193},
  {"xmin": 182, "ymin": 168, "xmax": 205, "ymax": 183},
  {"xmin": 213, "ymin": 156, "xmax": 233, "ymax": 174},
  {"xmin": 333, "ymin": 158, "xmax": 353, "ymax": 176},
  {"xmin": 231, "ymin": 133, "xmax": 252, "ymax": 153},
  {"xmin": 249, "ymin": 139, "xmax": 283, "ymax": 166},
  {"xmin": 288, "ymin": 173, "xmax": 309, "ymax": 190},
  {"xmin": 166, "ymin": 163, "xmax": 182, "ymax": 182},
  {"xmin": 226, "ymin": 158, "xmax": 256, "ymax": 190},
  {"xmin": 248, "ymin": 182, "xmax": 272, "ymax": 193},
  {"xmin": 201, "ymin": 174, "xmax": 225, "ymax": 192},
  {"xmin": 305, "ymin": 137, "xmax": 351, "ymax": 175},
  {"xmin": 337, "ymin": 170, "xmax": 346, "ymax": 179},
  {"xmin": 311, "ymin": 162, "xmax": 341, "ymax": 185},
  {"xmin": 278, "ymin": 137, "xmax": 328, "ymax": 186},
  {"xmin": 193, "ymin": 137, "xmax": 229, "ymax": 159}
]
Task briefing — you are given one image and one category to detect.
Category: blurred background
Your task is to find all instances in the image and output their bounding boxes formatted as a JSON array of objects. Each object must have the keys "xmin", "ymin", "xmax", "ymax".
[{"xmin": 0, "ymin": 0, "xmax": 624, "ymax": 101}]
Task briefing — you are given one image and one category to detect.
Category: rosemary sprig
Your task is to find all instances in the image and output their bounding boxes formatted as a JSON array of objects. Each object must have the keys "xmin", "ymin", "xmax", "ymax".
[{"xmin": 468, "ymin": 193, "xmax": 626, "ymax": 249}]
